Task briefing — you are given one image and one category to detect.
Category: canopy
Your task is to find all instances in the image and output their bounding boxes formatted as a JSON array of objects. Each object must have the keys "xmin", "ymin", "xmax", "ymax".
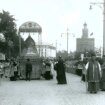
[{"xmin": 19, "ymin": 21, "xmax": 42, "ymax": 33}]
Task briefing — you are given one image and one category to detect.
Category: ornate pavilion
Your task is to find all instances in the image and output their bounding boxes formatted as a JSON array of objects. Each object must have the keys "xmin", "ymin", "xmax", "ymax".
[{"xmin": 19, "ymin": 21, "xmax": 56, "ymax": 58}]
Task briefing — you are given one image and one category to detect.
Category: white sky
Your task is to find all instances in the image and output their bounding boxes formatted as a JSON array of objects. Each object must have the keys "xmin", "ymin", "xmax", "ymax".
[{"xmin": 0, "ymin": 0, "xmax": 103, "ymax": 52}]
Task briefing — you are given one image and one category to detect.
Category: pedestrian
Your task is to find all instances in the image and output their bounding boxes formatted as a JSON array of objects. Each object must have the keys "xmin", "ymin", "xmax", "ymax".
[
  {"xmin": 85, "ymin": 53, "xmax": 102, "ymax": 93},
  {"xmin": 25, "ymin": 58, "xmax": 32, "ymax": 81},
  {"xmin": 100, "ymin": 55, "xmax": 105, "ymax": 91},
  {"xmin": 9, "ymin": 59, "xmax": 15, "ymax": 81},
  {"xmin": 13, "ymin": 61, "xmax": 18, "ymax": 80},
  {"xmin": 41, "ymin": 60, "xmax": 46, "ymax": 78},
  {"xmin": 44, "ymin": 59, "xmax": 53, "ymax": 80},
  {"xmin": 76, "ymin": 60, "xmax": 83, "ymax": 76},
  {"xmin": 81, "ymin": 61, "xmax": 86, "ymax": 82},
  {"xmin": 50, "ymin": 60, "xmax": 56, "ymax": 79},
  {"xmin": 54, "ymin": 56, "xmax": 67, "ymax": 84},
  {"xmin": 0, "ymin": 62, "xmax": 3, "ymax": 78}
]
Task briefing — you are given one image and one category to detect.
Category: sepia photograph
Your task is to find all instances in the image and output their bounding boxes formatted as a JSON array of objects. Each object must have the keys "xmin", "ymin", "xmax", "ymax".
[{"xmin": 0, "ymin": 0, "xmax": 105, "ymax": 105}]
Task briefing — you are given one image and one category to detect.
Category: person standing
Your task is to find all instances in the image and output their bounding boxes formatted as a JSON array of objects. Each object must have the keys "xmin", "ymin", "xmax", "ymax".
[
  {"xmin": 100, "ymin": 56, "xmax": 105, "ymax": 91},
  {"xmin": 85, "ymin": 53, "xmax": 102, "ymax": 93},
  {"xmin": 13, "ymin": 61, "xmax": 18, "ymax": 80},
  {"xmin": 76, "ymin": 60, "xmax": 83, "ymax": 76},
  {"xmin": 9, "ymin": 59, "xmax": 15, "ymax": 81},
  {"xmin": 54, "ymin": 56, "xmax": 67, "ymax": 84},
  {"xmin": 25, "ymin": 58, "xmax": 32, "ymax": 81},
  {"xmin": 81, "ymin": 61, "xmax": 87, "ymax": 82},
  {"xmin": 44, "ymin": 59, "xmax": 53, "ymax": 80},
  {"xmin": 0, "ymin": 62, "xmax": 3, "ymax": 78}
]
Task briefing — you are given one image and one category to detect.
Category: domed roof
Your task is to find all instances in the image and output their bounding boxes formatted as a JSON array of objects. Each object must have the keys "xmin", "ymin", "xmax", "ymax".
[{"xmin": 19, "ymin": 21, "xmax": 42, "ymax": 33}]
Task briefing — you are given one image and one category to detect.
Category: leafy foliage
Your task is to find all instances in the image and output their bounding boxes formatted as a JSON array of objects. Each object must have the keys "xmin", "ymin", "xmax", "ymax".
[{"xmin": 0, "ymin": 10, "xmax": 25, "ymax": 58}]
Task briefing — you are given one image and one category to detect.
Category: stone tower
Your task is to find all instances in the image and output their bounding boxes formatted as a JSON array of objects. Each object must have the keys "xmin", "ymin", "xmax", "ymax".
[
  {"xmin": 82, "ymin": 22, "xmax": 88, "ymax": 38},
  {"xmin": 76, "ymin": 23, "xmax": 94, "ymax": 52}
]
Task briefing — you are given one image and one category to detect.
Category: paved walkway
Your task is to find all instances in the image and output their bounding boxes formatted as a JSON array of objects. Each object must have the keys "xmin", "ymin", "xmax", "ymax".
[{"xmin": 0, "ymin": 73, "xmax": 105, "ymax": 105}]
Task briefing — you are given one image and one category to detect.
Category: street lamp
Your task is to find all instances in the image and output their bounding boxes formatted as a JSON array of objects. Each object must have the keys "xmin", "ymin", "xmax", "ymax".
[
  {"xmin": 55, "ymin": 40, "xmax": 57, "ymax": 57},
  {"xmin": 0, "ymin": 18, "xmax": 1, "ymax": 39},
  {"xmin": 18, "ymin": 31, "xmax": 21, "ymax": 57},
  {"xmin": 61, "ymin": 28, "xmax": 75, "ymax": 58},
  {"xmin": 90, "ymin": 0, "xmax": 105, "ymax": 56},
  {"xmin": 0, "ymin": 18, "xmax": 2, "ymax": 32},
  {"xmin": 61, "ymin": 28, "xmax": 69, "ymax": 57}
]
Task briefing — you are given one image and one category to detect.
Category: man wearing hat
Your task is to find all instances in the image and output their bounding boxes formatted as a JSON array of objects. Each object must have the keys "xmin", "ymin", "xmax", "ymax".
[{"xmin": 85, "ymin": 52, "xmax": 102, "ymax": 93}]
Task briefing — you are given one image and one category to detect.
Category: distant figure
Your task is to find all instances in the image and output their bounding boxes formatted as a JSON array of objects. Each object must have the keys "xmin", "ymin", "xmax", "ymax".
[
  {"xmin": 44, "ymin": 59, "xmax": 53, "ymax": 80},
  {"xmin": 54, "ymin": 56, "xmax": 67, "ymax": 84},
  {"xmin": 100, "ymin": 56, "xmax": 105, "ymax": 91},
  {"xmin": 0, "ymin": 62, "xmax": 3, "ymax": 78},
  {"xmin": 25, "ymin": 59, "xmax": 32, "ymax": 81},
  {"xmin": 41, "ymin": 60, "xmax": 46, "ymax": 77},
  {"xmin": 85, "ymin": 53, "xmax": 102, "ymax": 93},
  {"xmin": 50, "ymin": 60, "xmax": 56, "ymax": 79},
  {"xmin": 9, "ymin": 60, "xmax": 15, "ymax": 81},
  {"xmin": 13, "ymin": 61, "xmax": 18, "ymax": 80},
  {"xmin": 75, "ymin": 60, "xmax": 83, "ymax": 76},
  {"xmin": 81, "ymin": 61, "xmax": 86, "ymax": 82}
]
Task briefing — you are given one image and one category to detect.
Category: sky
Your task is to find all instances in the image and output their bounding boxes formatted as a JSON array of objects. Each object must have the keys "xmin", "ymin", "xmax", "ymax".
[{"xmin": 0, "ymin": 0, "xmax": 103, "ymax": 52}]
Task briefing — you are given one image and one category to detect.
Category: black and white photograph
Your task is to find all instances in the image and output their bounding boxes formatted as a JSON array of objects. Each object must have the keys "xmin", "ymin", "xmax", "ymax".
[{"xmin": 0, "ymin": 0, "xmax": 105, "ymax": 105}]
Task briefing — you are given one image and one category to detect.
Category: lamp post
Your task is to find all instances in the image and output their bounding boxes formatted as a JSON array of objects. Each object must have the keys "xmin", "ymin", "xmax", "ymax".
[
  {"xmin": 103, "ymin": 0, "xmax": 105, "ymax": 56},
  {"xmin": 61, "ymin": 28, "xmax": 75, "ymax": 58},
  {"xmin": 90, "ymin": 0, "xmax": 105, "ymax": 56},
  {"xmin": 0, "ymin": 18, "xmax": 2, "ymax": 41},
  {"xmin": 61, "ymin": 28, "xmax": 69, "ymax": 57},
  {"xmin": 0, "ymin": 18, "xmax": 2, "ymax": 34},
  {"xmin": 56, "ymin": 40, "xmax": 57, "ymax": 57},
  {"xmin": 18, "ymin": 31, "xmax": 21, "ymax": 57}
]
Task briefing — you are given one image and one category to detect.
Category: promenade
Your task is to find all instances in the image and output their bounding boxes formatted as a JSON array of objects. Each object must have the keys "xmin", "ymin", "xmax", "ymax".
[{"xmin": 0, "ymin": 73, "xmax": 105, "ymax": 105}]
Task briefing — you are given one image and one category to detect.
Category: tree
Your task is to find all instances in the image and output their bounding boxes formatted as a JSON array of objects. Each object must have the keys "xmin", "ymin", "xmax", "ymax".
[
  {"xmin": 0, "ymin": 10, "xmax": 25, "ymax": 58},
  {"xmin": 56, "ymin": 50, "xmax": 68, "ymax": 60},
  {"xmin": 73, "ymin": 51, "xmax": 80, "ymax": 60}
]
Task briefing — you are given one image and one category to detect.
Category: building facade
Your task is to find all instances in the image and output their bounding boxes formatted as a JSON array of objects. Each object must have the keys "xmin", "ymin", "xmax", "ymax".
[{"xmin": 76, "ymin": 23, "xmax": 94, "ymax": 52}]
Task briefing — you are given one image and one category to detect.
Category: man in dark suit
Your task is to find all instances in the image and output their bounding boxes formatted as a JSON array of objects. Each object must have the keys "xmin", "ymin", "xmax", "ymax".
[{"xmin": 25, "ymin": 58, "xmax": 32, "ymax": 81}]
